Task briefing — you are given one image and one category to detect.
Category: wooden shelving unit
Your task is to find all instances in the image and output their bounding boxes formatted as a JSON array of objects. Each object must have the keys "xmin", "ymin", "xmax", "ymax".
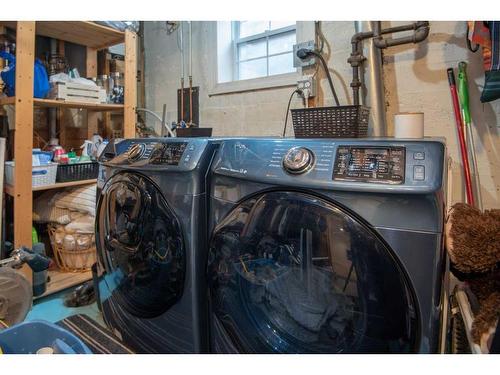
[{"xmin": 1, "ymin": 21, "xmax": 137, "ymax": 289}]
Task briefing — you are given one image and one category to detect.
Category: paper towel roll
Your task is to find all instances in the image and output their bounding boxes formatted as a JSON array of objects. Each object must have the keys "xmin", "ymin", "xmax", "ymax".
[{"xmin": 394, "ymin": 112, "xmax": 424, "ymax": 138}]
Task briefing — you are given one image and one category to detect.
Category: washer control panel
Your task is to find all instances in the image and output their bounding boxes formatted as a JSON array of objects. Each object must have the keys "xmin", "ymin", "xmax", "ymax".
[{"xmin": 333, "ymin": 146, "xmax": 406, "ymax": 184}]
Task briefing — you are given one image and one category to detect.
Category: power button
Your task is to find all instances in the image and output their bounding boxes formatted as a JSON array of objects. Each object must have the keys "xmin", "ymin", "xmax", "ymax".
[{"xmin": 413, "ymin": 165, "xmax": 425, "ymax": 181}]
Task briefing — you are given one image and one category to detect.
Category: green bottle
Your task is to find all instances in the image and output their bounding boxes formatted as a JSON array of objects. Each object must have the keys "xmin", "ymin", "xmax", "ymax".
[{"xmin": 31, "ymin": 226, "xmax": 39, "ymax": 245}]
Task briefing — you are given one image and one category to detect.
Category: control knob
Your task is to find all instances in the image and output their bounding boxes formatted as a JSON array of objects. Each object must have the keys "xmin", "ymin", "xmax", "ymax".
[
  {"xmin": 282, "ymin": 147, "xmax": 315, "ymax": 174},
  {"xmin": 127, "ymin": 143, "xmax": 146, "ymax": 162}
]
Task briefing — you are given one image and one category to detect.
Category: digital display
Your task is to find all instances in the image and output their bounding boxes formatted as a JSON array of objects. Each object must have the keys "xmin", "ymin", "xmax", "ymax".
[
  {"xmin": 150, "ymin": 142, "xmax": 188, "ymax": 165},
  {"xmin": 333, "ymin": 146, "xmax": 405, "ymax": 184}
]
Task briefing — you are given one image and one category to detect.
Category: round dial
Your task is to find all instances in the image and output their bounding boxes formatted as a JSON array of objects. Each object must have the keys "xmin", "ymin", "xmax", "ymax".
[
  {"xmin": 127, "ymin": 143, "xmax": 146, "ymax": 162},
  {"xmin": 282, "ymin": 147, "xmax": 315, "ymax": 174}
]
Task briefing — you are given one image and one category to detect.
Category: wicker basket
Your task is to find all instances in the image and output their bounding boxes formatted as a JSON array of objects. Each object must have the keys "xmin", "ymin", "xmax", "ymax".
[
  {"xmin": 47, "ymin": 224, "xmax": 96, "ymax": 272},
  {"xmin": 291, "ymin": 105, "xmax": 370, "ymax": 138}
]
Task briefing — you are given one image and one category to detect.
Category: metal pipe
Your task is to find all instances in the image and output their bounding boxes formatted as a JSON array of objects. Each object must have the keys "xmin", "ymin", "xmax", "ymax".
[
  {"xmin": 180, "ymin": 22, "xmax": 185, "ymax": 123},
  {"xmin": 189, "ymin": 21, "xmax": 193, "ymax": 78},
  {"xmin": 354, "ymin": 21, "xmax": 366, "ymax": 105},
  {"xmin": 373, "ymin": 21, "xmax": 430, "ymax": 49},
  {"xmin": 366, "ymin": 21, "xmax": 387, "ymax": 136},
  {"xmin": 189, "ymin": 21, "xmax": 193, "ymax": 126},
  {"xmin": 348, "ymin": 21, "xmax": 430, "ymax": 131}
]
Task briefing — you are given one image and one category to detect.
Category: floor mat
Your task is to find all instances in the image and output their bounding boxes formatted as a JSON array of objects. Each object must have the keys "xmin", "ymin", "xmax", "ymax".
[{"xmin": 57, "ymin": 314, "xmax": 134, "ymax": 354}]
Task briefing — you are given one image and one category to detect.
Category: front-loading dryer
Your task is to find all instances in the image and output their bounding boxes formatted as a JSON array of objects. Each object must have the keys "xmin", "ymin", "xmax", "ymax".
[
  {"xmin": 207, "ymin": 138, "xmax": 449, "ymax": 353},
  {"xmin": 94, "ymin": 137, "xmax": 219, "ymax": 353}
]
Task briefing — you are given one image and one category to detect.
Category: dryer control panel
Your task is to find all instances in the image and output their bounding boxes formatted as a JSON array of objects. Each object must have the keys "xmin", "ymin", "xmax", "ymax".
[{"xmin": 333, "ymin": 146, "xmax": 405, "ymax": 184}]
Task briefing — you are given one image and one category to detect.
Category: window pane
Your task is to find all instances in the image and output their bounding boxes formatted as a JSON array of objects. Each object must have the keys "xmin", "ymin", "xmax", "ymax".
[
  {"xmin": 239, "ymin": 58, "xmax": 267, "ymax": 80},
  {"xmin": 269, "ymin": 52, "xmax": 294, "ymax": 76},
  {"xmin": 269, "ymin": 32, "xmax": 296, "ymax": 55},
  {"xmin": 270, "ymin": 21, "xmax": 295, "ymax": 30},
  {"xmin": 239, "ymin": 21, "xmax": 269, "ymax": 38},
  {"xmin": 239, "ymin": 39, "xmax": 266, "ymax": 61}
]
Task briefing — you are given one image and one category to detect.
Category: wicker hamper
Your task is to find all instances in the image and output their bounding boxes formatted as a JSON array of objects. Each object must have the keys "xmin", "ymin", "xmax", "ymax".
[{"xmin": 48, "ymin": 224, "xmax": 96, "ymax": 272}]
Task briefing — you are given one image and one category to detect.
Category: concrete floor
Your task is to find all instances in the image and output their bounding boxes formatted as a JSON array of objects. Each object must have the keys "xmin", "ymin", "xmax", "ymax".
[{"xmin": 26, "ymin": 286, "xmax": 104, "ymax": 326}]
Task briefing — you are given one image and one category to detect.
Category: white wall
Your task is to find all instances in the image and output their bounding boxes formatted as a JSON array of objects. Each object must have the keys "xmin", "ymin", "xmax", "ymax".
[{"xmin": 144, "ymin": 21, "xmax": 500, "ymax": 209}]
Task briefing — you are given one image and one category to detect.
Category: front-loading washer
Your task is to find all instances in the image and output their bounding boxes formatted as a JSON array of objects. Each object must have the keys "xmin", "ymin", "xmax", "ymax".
[
  {"xmin": 94, "ymin": 137, "xmax": 219, "ymax": 353},
  {"xmin": 207, "ymin": 138, "xmax": 449, "ymax": 353}
]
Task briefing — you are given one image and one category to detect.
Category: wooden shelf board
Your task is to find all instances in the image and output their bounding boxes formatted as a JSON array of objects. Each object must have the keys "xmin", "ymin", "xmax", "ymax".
[
  {"xmin": 0, "ymin": 97, "xmax": 123, "ymax": 111},
  {"xmin": 34, "ymin": 268, "xmax": 92, "ymax": 300},
  {"xmin": 34, "ymin": 98, "xmax": 124, "ymax": 111},
  {"xmin": 0, "ymin": 21, "xmax": 124, "ymax": 50},
  {"xmin": 5, "ymin": 179, "xmax": 97, "ymax": 196},
  {"xmin": 0, "ymin": 96, "xmax": 15, "ymax": 106}
]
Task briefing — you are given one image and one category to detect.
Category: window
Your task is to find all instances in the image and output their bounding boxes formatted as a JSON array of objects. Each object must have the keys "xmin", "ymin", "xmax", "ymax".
[{"xmin": 232, "ymin": 21, "xmax": 296, "ymax": 81}]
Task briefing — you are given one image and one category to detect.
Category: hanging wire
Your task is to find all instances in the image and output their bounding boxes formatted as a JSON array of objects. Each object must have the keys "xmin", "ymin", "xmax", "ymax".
[{"xmin": 282, "ymin": 89, "xmax": 303, "ymax": 137}]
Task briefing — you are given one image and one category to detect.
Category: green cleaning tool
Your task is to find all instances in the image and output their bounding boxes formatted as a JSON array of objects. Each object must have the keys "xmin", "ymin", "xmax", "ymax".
[{"xmin": 458, "ymin": 62, "xmax": 483, "ymax": 211}]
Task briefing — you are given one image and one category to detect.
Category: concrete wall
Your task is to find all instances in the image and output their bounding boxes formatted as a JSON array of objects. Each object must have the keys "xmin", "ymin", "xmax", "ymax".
[{"xmin": 144, "ymin": 21, "xmax": 500, "ymax": 209}]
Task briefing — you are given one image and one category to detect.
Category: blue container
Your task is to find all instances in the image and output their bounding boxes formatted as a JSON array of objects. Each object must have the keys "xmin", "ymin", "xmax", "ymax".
[
  {"xmin": 0, "ymin": 51, "xmax": 50, "ymax": 98},
  {"xmin": 32, "ymin": 150, "xmax": 53, "ymax": 165},
  {"xmin": 0, "ymin": 320, "xmax": 92, "ymax": 354}
]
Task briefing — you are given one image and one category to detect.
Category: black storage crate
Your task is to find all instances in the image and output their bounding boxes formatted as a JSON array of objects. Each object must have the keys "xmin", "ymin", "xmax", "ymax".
[
  {"xmin": 56, "ymin": 161, "xmax": 99, "ymax": 182},
  {"xmin": 291, "ymin": 105, "xmax": 370, "ymax": 138}
]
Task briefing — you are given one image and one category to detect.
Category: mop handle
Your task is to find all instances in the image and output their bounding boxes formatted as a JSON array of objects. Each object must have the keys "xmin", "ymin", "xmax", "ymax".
[
  {"xmin": 458, "ymin": 61, "xmax": 483, "ymax": 211},
  {"xmin": 447, "ymin": 68, "xmax": 475, "ymax": 206}
]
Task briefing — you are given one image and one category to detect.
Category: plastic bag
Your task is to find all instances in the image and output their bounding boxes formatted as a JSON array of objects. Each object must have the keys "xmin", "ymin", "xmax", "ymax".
[
  {"xmin": 94, "ymin": 21, "xmax": 139, "ymax": 33},
  {"xmin": 0, "ymin": 51, "xmax": 50, "ymax": 98}
]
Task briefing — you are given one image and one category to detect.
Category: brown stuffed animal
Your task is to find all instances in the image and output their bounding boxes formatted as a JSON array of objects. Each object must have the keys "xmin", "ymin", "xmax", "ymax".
[{"xmin": 446, "ymin": 203, "xmax": 500, "ymax": 348}]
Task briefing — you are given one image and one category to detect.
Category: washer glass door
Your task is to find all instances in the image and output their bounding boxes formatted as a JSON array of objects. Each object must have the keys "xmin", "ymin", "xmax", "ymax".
[
  {"xmin": 96, "ymin": 172, "xmax": 185, "ymax": 318},
  {"xmin": 208, "ymin": 191, "xmax": 418, "ymax": 353}
]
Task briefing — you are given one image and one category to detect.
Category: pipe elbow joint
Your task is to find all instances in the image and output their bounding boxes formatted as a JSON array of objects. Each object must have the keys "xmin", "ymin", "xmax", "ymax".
[{"xmin": 413, "ymin": 24, "xmax": 430, "ymax": 43}]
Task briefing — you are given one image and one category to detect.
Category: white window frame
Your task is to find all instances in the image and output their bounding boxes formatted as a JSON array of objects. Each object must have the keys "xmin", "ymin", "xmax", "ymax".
[
  {"xmin": 210, "ymin": 21, "xmax": 314, "ymax": 97},
  {"xmin": 232, "ymin": 22, "xmax": 296, "ymax": 81}
]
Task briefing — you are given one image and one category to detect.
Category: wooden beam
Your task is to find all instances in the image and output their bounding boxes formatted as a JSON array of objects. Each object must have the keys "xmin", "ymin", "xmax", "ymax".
[
  {"xmin": 57, "ymin": 40, "xmax": 66, "ymax": 148},
  {"xmin": 14, "ymin": 21, "xmax": 35, "ymax": 282},
  {"xmin": 98, "ymin": 49, "xmax": 113, "ymax": 138},
  {"xmin": 86, "ymin": 47, "xmax": 98, "ymax": 139},
  {"xmin": 124, "ymin": 29, "xmax": 137, "ymax": 139}
]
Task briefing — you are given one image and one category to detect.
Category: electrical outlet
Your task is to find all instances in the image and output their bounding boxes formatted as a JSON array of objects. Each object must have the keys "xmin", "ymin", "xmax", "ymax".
[
  {"xmin": 297, "ymin": 75, "xmax": 316, "ymax": 97},
  {"xmin": 293, "ymin": 41, "xmax": 317, "ymax": 68}
]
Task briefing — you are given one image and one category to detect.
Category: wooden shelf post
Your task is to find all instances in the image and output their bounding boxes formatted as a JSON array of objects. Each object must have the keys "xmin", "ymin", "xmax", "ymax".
[
  {"xmin": 86, "ymin": 47, "xmax": 98, "ymax": 139},
  {"xmin": 124, "ymin": 29, "xmax": 137, "ymax": 138},
  {"xmin": 13, "ymin": 21, "xmax": 35, "ymax": 282}
]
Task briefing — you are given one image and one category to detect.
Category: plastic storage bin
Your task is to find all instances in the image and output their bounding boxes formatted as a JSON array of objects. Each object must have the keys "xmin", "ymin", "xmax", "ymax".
[
  {"xmin": 56, "ymin": 162, "xmax": 99, "ymax": 183},
  {"xmin": 4, "ymin": 161, "xmax": 58, "ymax": 188},
  {"xmin": 0, "ymin": 320, "xmax": 92, "ymax": 354}
]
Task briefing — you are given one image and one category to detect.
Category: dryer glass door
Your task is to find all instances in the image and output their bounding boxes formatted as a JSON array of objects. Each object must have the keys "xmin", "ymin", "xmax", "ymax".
[
  {"xmin": 208, "ymin": 191, "xmax": 418, "ymax": 353},
  {"xmin": 96, "ymin": 172, "xmax": 185, "ymax": 318}
]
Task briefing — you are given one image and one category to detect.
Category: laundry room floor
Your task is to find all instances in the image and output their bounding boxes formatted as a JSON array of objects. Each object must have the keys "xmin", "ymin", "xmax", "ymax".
[{"xmin": 25, "ymin": 287, "xmax": 104, "ymax": 326}]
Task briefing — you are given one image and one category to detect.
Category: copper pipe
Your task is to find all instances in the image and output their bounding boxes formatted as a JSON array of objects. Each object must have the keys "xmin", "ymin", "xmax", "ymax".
[
  {"xmin": 180, "ymin": 77, "xmax": 185, "ymax": 123},
  {"xmin": 189, "ymin": 76, "xmax": 193, "ymax": 126}
]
